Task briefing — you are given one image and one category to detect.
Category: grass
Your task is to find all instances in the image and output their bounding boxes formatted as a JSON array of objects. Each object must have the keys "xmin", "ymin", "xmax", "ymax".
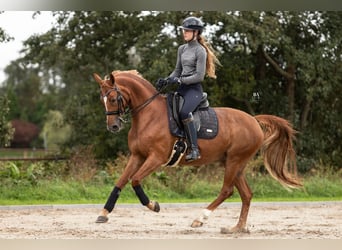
[
  {"xmin": 0, "ymin": 174, "xmax": 341, "ymax": 206},
  {"xmin": 0, "ymin": 153, "xmax": 341, "ymax": 206}
]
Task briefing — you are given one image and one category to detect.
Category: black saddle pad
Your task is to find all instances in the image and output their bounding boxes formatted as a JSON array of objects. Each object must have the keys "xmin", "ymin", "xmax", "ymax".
[{"xmin": 166, "ymin": 95, "xmax": 219, "ymax": 139}]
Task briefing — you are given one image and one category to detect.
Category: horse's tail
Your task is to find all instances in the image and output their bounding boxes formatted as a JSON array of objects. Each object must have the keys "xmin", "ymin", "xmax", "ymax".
[{"xmin": 255, "ymin": 114, "xmax": 303, "ymax": 189}]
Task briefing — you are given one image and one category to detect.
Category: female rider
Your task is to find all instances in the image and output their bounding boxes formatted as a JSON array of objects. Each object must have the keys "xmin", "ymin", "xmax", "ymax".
[{"xmin": 157, "ymin": 16, "xmax": 220, "ymax": 162}]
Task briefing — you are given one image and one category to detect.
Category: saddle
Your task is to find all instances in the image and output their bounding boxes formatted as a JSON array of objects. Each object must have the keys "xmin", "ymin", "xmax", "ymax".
[
  {"xmin": 166, "ymin": 92, "xmax": 219, "ymax": 139},
  {"xmin": 163, "ymin": 92, "xmax": 219, "ymax": 167}
]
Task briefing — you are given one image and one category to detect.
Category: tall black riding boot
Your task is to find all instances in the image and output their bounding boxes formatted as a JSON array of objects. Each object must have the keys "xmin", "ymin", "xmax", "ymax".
[{"xmin": 182, "ymin": 114, "xmax": 201, "ymax": 162}]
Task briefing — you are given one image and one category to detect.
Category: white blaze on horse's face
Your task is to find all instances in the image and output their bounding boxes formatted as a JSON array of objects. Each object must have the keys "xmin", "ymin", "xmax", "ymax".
[
  {"xmin": 103, "ymin": 96, "xmax": 109, "ymax": 124},
  {"xmin": 103, "ymin": 96, "xmax": 108, "ymax": 110}
]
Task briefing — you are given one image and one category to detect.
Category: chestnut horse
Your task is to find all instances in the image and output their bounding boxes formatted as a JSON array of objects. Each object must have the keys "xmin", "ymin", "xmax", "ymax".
[{"xmin": 93, "ymin": 70, "xmax": 302, "ymax": 233}]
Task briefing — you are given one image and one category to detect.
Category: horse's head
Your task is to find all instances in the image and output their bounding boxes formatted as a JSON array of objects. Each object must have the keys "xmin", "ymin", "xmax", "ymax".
[{"xmin": 93, "ymin": 72, "xmax": 127, "ymax": 133}]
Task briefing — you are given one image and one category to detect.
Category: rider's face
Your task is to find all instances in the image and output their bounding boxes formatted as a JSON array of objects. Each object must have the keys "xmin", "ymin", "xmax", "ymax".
[{"xmin": 182, "ymin": 29, "xmax": 197, "ymax": 42}]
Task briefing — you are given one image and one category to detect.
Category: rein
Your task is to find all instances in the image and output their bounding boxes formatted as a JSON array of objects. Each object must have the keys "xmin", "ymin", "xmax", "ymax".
[{"xmin": 130, "ymin": 92, "xmax": 160, "ymax": 116}]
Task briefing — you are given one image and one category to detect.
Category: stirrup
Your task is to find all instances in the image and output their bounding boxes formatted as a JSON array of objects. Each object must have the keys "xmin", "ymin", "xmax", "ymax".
[{"xmin": 185, "ymin": 148, "xmax": 201, "ymax": 162}]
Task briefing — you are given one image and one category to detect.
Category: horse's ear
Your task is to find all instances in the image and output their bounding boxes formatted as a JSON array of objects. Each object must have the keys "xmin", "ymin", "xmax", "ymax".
[
  {"xmin": 93, "ymin": 73, "xmax": 103, "ymax": 86},
  {"xmin": 110, "ymin": 73, "xmax": 115, "ymax": 85}
]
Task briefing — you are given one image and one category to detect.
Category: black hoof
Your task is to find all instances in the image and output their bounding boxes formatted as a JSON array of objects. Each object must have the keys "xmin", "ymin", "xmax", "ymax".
[
  {"xmin": 95, "ymin": 215, "xmax": 109, "ymax": 223},
  {"xmin": 153, "ymin": 201, "xmax": 160, "ymax": 212}
]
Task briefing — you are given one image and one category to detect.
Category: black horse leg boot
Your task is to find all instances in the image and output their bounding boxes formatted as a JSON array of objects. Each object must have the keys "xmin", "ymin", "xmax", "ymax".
[{"xmin": 182, "ymin": 113, "xmax": 201, "ymax": 162}]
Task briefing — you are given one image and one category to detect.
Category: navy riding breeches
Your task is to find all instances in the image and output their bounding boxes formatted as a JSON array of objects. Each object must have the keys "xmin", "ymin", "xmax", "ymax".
[{"xmin": 177, "ymin": 83, "xmax": 203, "ymax": 120}]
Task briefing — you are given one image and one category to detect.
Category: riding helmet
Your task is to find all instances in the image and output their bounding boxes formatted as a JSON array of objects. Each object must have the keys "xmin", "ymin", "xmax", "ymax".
[{"xmin": 180, "ymin": 16, "xmax": 204, "ymax": 34}]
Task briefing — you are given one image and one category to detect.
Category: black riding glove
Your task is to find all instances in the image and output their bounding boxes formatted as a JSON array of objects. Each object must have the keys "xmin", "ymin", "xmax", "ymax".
[
  {"xmin": 166, "ymin": 77, "xmax": 181, "ymax": 85},
  {"xmin": 156, "ymin": 78, "xmax": 167, "ymax": 90}
]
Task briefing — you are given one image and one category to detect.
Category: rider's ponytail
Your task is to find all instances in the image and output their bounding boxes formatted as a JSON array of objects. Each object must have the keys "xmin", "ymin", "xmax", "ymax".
[{"xmin": 198, "ymin": 35, "xmax": 221, "ymax": 79}]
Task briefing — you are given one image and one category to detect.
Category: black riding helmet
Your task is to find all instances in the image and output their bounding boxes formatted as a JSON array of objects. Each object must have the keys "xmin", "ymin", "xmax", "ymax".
[{"xmin": 180, "ymin": 16, "xmax": 204, "ymax": 34}]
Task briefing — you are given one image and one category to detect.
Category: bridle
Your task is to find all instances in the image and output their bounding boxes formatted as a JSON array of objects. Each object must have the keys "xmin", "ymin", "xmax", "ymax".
[
  {"xmin": 102, "ymin": 86, "xmax": 127, "ymax": 116},
  {"xmin": 101, "ymin": 83, "xmax": 160, "ymax": 122}
]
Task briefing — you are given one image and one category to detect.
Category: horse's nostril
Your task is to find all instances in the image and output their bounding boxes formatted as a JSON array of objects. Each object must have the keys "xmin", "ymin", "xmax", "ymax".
[{"xmin": 108, "ymin": 124, "xmax": 120, "ymax": 133}]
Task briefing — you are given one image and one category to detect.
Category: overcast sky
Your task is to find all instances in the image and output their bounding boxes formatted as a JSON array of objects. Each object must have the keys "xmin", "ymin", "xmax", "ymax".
[{"xmin": 0, "ymin": 11, "xmax": 55, "ymax": 83}]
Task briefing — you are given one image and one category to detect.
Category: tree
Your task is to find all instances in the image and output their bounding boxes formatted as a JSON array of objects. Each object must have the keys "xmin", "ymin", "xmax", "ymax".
[
  {"xmin": 0, "ymin": 95, "xmax": 14, "ymax": 147},
  {"xmin": 0, "ymin": 12, "xmax": 12, "ymax": 43},
  {"xmin": 0, "ymin": 12, "xmax": 15, "ymax": 146},
  {"xmin": 40, "ymin": 110, "xmax": 71, "ymax": 151},
  {"xmin": 3, "ymin": 60, "xmax": 50, "ymax": 125}
]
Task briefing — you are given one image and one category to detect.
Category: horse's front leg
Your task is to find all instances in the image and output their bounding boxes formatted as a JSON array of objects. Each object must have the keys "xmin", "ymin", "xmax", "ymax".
[
  {"xmin": 131, "ymin": 154, "xmax": 165, "ymax": 213},
  {"xmin": 96, "ymin": 155, "xmax": 142, "ymax": 223}
]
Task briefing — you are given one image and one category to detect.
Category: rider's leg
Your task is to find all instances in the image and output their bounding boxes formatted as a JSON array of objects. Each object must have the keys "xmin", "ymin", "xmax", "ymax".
[
  {"xmin": 178, "ymin": 84, "xmax": 203, "ymax": 162},
  {"xmin": 182, "ymin": 113, "xmax": 201, "ymax": 161}
]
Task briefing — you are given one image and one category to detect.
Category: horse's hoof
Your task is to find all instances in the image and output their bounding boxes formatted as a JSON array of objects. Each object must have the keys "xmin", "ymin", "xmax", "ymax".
[
  {"xmin": 191, "ymin": 219, "xmax": 203, "ymax": 228},
  {"xmin": 147, "ymin": 200, "xmax": 160, "ymax": 212},
  {"xmin": 220, "ymin": 227, "xmax": 233, "ymax": 234},
  {"xmin": 95, "ymin": 215, "xmax": 109, "ymax": 223},
  {"xmin": 153, "ymin": 201, "xmax": 160, "ymax": 212},
  {"xmin": 220, "ymin": 227, "xmax": 249, "ymax": 234}
]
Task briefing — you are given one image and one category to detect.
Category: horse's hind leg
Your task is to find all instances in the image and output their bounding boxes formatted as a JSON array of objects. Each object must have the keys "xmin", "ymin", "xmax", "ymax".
[
  {"xmin": 191, "ymin": 157, "xmax": 241, "ymax": 228},
  {"xmin": 221, "ymin": 172, "xmax": 252, "ymax": 234},
  {"xmin": 191, "ymin": 184, "xmax": 234, "ymax": 228}
]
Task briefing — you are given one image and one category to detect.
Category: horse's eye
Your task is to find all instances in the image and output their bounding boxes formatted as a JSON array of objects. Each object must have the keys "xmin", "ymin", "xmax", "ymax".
[{"xmin": 109, "ymin": 98, "xmax": 116, "ymax": 104}]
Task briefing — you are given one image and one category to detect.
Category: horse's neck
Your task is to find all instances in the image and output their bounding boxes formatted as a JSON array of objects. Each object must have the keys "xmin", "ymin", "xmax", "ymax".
[
  {"xmin": 116, "ymin": 76, "xmax": 165, "ymax": 118},
  {"xmin": 130, "ymin": 95, "xmax": 166, "ymax": 135},
  {"xmin": 120, "ymin": 81, "xmax": 156, "ymax": 110}
]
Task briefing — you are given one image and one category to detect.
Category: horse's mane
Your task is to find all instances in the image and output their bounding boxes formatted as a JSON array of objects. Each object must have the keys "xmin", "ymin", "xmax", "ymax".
[
  {"xmin": 111, "ymin": 70, "xmax": 155, "ymax": 90},
  {"xmin": 112, "ymin": 70, "xmax": 144, "ymax": 80}
]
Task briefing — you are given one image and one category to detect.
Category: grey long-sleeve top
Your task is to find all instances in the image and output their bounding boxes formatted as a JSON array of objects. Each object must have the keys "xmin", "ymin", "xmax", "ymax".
[{"xmin": 169, "ymin": 39, "xmax": 207, "ymax": 85}]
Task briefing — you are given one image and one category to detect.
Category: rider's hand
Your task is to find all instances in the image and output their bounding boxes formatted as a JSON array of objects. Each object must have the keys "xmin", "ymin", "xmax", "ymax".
[
  {"xmin": 156, "ymin": 78, "xmax": 167, "ymax": 90},
  {"xmin": 166, "ymin": 77, "xmax": 181, "ymax": 85}
]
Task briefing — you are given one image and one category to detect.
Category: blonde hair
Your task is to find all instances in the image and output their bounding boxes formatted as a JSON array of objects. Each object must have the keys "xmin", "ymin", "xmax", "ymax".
[{"xmin": 198, "ymin": 35, "xmax": 221, "ymax": 79}]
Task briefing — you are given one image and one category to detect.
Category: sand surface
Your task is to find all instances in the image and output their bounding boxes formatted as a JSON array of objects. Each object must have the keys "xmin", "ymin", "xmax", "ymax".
[{"xmin": 0, "ymin": 201, "xmax": 341, "ymax": 239}]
